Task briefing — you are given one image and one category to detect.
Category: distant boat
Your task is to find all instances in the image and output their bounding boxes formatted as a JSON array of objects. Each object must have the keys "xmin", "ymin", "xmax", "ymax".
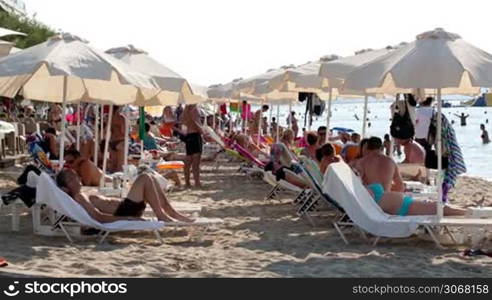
[{"xmin": 442, "ymin": 102, "xmax": 452, "ymax": 108}]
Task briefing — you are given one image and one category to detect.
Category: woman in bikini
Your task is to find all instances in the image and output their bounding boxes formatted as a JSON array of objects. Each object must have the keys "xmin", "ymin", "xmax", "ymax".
[{"xmin": 56, "ymin": 169, "xmax": 194, "ymax": 223}]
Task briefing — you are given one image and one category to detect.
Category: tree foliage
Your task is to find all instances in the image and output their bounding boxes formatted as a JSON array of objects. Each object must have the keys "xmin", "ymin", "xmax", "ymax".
[{"xmin": 0, "ymin": 10, "xmax": 55, "ymax": 48}]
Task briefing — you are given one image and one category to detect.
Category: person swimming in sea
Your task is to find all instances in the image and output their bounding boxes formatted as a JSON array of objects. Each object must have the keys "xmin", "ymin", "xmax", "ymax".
[{"xmin": 481, "ymin": 124, "xmax": 490, "ymax": 144}]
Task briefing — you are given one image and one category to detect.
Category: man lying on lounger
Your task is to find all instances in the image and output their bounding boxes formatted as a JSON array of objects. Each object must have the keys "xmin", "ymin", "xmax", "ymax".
[
  {"xmin": 56, "ymin": 169, "xmax": 194, "ymax": 223},
  {"xmin": 318, "ymin": 142, "xmax": 466, "ymax": 217}
]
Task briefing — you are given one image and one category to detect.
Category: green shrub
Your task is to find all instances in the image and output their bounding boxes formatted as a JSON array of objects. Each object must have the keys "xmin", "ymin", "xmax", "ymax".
[{"xmin": 0, "ymin": 11, "xmax": 55, "ymax": 48}]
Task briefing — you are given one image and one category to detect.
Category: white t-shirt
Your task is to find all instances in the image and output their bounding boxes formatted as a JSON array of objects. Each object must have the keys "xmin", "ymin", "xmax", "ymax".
[{"xmin": 415, "ymin": 107, "xmax": 434, "ymax": 139}]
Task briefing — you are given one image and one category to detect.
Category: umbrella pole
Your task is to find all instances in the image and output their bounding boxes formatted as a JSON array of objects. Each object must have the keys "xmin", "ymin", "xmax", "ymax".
[
  {"xmin": 123, "ymin": 107, "xmax": 129, "ymax": 192},
  {"xmin": 258, "ymin": 99, "xmax": 264, "ymax": 145},
  {"xmin": 212, "ymin": 100, "xmax": 216, "ymax": 129},
  {"xmin": 100, "ymin": 106, "xmax": 104, "ymax": 140},
  {"xmin": 437, "ymin": 88, "xmax": 444, "ymax": 219},
  {"xmin": 101, "ymin": 105, "xmax": 113, "ymax": 188},
  {"xmin": 59, "ymin": 76, "xmax": 68, "ymax": 169},
  {"xmin": 228, "ymin": 98, "xmax": 233, "ymax": 133},
  {"xmin": 76, "ymin": 103, "xmax": 81, "ymax": 151},
  {"xmin": 326, "ymin": 88, "xmax": 333, "ymax": 143},
  {"xmin": 94, "ymin": 105, "xmax": 99, "ymax": 165},
  {"xmin": 288, "ymin": 100, "xmax": 292, "ymax": 130},
  {"xmin": 362, "ymin": 94, "xmax": 369, "ymax": 137},
  {"xmin": 269, "ymin": 101, "xmax": 273, "ymax": 136},
  {"xmin": 276, "ymin": 104, "xmax": 280, "ymax": 143}
]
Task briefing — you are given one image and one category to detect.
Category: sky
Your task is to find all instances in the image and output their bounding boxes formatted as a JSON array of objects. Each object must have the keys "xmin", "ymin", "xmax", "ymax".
[{"xmin": 23, "ymin": 0, "xmax": 492, "ymax": 87}]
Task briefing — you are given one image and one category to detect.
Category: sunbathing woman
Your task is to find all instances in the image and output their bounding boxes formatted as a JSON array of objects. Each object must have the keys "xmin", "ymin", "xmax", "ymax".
[{"xmin": 56, "ymin": 169, "xmax": 194, "ymax": 223}]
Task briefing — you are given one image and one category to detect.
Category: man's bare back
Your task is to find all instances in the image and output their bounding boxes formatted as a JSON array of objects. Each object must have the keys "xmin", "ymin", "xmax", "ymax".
[{"xmin": 357, "ymin": 152, "xmax": 405, "ymax": 192}]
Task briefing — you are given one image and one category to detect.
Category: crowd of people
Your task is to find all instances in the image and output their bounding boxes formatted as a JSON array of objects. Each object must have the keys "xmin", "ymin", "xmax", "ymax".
[{"xmin": 0, "ymin": 93, "xmax": 486, "ymax": 222}]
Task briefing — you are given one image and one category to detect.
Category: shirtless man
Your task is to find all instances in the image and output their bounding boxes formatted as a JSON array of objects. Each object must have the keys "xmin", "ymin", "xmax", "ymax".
[
  {"xmin": 287, "ymin": 112, "xmax": 299, "ymax": 138},
  {"xmin": 355, "ymin": 137, "xmax": 405, "ymax": 193},
  {"xmin": 64, "ymin": 149, "xmax": 110, "ymax": 187},
  {"xmin": 397, "ymin": 138, "xmax": 425, "ymax": 165},
  {"xmin": 56, "ymin": 169, "xmax": 193, "ymax": 223},
  {"xmin": 181, "ymin": 104, "xmax": 204, "ymax": 189},
  {"xmin": 109, "ymin": 106, "xmax": 126, "ymax": 173},
  {"xmin": 251, "ymin": 105, "xmax": 269, "ymax": 135}
]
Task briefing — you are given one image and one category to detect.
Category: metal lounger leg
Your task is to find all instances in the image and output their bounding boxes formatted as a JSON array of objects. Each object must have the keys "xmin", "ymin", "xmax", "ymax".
[
  {"xmin": 98, "ymin": 232, "xmax": 110, "ymax": 244},
  {"xmin": 372, "ymin": 237, "xmax": 381, "ymax": 247},
  {"xmin": 443, "ymin": 226, "xmax": 458, "ymax": 245},
  {"xmin": 59, "ymin": 223, "xmax": 74, "ymax": 244},
  {"xmin": 425, "ymin": 225, "xmax": 445, "ymax": 250},
  {"xmin": 154, "ymin": 230, "xmax": 163, "ymax": 244},
  {"xmin": 333, "ymin": 222, "xmax": 349, "ymax": 245}
]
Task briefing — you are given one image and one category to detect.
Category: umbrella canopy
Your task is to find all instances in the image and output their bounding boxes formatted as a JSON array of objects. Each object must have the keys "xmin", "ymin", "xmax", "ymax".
[
  {"xmin": 0, "ymin": 40, "xmax": 14, "ymax": 57},
  {"xmin": 0, "ymin": 33, "xmax": 159, "ymax": 104},
  {"xmin": 106, "ymin": 45, "xmax": 202, "ymax": 105},
  {"xmin": 207, "ymin": 79, "xmax": 263, "ymax": 103},
  {"xmin": 344, "ymin": 28, "xmax": 488, "ymax": 94},
  {"xmin": 236, "ymin": 67, "xmax": 293, "ymax": 94},
  {"xmin": 0, "ymin": 27, "xmax": 26, "ymax": 38},
  {"xmin": 319, "ymin": 47, "xmax": 397, "ymax": 81},
  {"xmin": 278, "ymin": 55, "xmax": 342, "ymax": 93}
]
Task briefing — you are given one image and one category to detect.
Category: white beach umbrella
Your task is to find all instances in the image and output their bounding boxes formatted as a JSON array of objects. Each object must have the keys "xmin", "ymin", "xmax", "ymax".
[
  {"xmin": 0, "ymin": 27, "xmax": 26, "ymax": 38},
  {"xmin": 106, "ymin": 45, "xmax": 203, "ymax": 105},
  {"xmin": 0, "ymin": 33, "xmax": 161, "ymax": 168},
  {"xmin": 237, "ymin": 67, "xmax": 293, "ymax": 94},
  {"xmin": 0, "ymin": 40, "xmax": 14, "ymax": 57},
  {"xmin": 344, "ymin": 28, "xmax": 491, "ymax": 218},
  {"xmin": 0, "ymin": 33, "xmax": 159, "ymax": 104}
]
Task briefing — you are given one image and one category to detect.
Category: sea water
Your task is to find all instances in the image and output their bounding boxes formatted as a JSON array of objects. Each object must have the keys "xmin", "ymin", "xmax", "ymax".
[{"xmin": 256, "ymin": 99, "xmax": 492, "ymax": 179}]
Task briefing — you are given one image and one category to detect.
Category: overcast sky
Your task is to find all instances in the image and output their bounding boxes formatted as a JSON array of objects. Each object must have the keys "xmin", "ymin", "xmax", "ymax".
[{"xmin": 24, "ymin": 0, "xmax": 492, "ymax": 87}]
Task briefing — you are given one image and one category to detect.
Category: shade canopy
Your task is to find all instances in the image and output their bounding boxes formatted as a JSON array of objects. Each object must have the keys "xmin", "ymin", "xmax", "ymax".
[
  {"xmin": 0, "ymin": 40, "xmax": 14, "ymax": 57},
  {"xmin": 343, "ymin": 28, "xmax": 490, "ymax": 94},
  {"xmin": 0, "ymin": 27, "xmax": 26, "ymax": 38},
  {"xmin": 106, "ymin": 45, "xmax": 203, "ymax": 105},
  {"xmin": 236, "ymin": 67, "xmax": 292, "ymax": 94},
  {"xmin": 207, "ymin": 79, "xmax": 263, "ymax": 103},
  {"xmin": 0, "ymin": 33, "xmax": 160, "ymax": 105}
]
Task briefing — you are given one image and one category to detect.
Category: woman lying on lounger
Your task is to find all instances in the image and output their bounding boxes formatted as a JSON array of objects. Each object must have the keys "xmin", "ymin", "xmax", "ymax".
[
  {"xmin": 317, "ymin": 143, "xmax": 466, "ymax": 217},
  {"xmin": 56, "ymin": 169, "xmax": 194, "ymax": 223}
]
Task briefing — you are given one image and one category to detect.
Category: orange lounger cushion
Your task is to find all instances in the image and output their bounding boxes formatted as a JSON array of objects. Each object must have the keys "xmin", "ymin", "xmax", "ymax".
[{"xmin": 157, "ymin": 161, "xmax": 185, "ymax": 170}]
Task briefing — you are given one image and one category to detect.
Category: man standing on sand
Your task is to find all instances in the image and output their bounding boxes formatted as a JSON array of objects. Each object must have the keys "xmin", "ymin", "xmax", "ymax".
[
  {"xmin": 109, "ymin": 106, "xmax": 126, "ymax": 173},
  {"xmin": 397, "ymin": 138, "xmax": 426, "ymax": 165},
  {"xmin": 182, "ymin": 104, "xmax": 204, "ymax": 189},
  {"xmin": 355, "ymin": 137, "xmax": 405, "ymax": 193},
  {"xmin": 252, "ymin": 105, "xmax": 269, "ymax": 135}
]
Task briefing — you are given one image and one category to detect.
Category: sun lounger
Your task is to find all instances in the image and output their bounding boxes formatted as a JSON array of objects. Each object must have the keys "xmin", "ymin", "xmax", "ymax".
[
  {"xmin": 322, "ymin": 162, "xmax": 492, "ymax": 248},
  {"xmin": 35, "ymin": 173, "xmax": 223, "ymax": 244}
]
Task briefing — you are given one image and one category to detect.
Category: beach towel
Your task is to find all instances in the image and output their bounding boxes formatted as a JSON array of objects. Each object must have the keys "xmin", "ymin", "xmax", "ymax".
[{"xmin": 299, "ymin": 156, "xmax": 323, "ymax": 185}]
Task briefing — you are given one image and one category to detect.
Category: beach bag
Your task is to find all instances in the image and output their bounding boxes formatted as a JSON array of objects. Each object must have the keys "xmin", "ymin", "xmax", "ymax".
[
  {"xmin": 312, "ymin": 94, "xmax": 326, "ymax": 116},
  {"xmin": 390, "ymin": 100, "xmax": 414, "ymax": 139}
]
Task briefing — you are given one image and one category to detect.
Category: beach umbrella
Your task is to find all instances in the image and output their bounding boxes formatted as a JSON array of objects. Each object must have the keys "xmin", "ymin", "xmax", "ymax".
[
  {"xmin": 106, "ymin": 45, "xmax": 204, "ymax": 105},
  {"xmin": 0, "ymin": 33, "xmax": 160, "ymax": 167},
  {"xmin": 236, "ymin": 67, "xmax": 293, "ymax": 94},
  {"xmin": 0, "ymin": 27, "xmax": 26, "ymax": 38},
  {"xmin": 0, "ymin": 40, "xmax": 14, "ymax": 58},
  {"xmin": 319, "ymin": 47, "xmax": 400, "ymax": 137},
  {"xmin": 344, "ymin": 28, "xmax": 492, "ymax": 218}
]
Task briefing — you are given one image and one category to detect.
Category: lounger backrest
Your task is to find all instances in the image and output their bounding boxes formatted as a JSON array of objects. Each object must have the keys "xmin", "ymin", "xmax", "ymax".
[
  {"xmin": 36, "ymin": 173, "xmax": 164, "ymax": 232},
  {"xmin": 296, "ymin": 163, "xmax": 344, "ymax": 212},
  {"xmin": 322, "ymin": 162, "xmax": 419, "ymax": 238},
  {"xmin": 233, "ymin": 143, "xmax": 266, "ymax": 168}
]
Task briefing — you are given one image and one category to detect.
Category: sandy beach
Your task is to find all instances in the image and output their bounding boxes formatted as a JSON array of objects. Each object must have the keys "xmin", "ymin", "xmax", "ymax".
[{"xmin": 0, "ymin": 162, "xmax": 491, "ymax": 278}]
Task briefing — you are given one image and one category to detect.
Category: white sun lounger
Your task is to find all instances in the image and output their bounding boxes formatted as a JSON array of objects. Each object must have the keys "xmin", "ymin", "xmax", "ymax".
[
  {"xmin": 35, "ymin": 173, "xmax": 223, "ymax": 244},
  {"xmin": 322, "ymin": 162, "xmax": 492, "ymax": 248}
]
